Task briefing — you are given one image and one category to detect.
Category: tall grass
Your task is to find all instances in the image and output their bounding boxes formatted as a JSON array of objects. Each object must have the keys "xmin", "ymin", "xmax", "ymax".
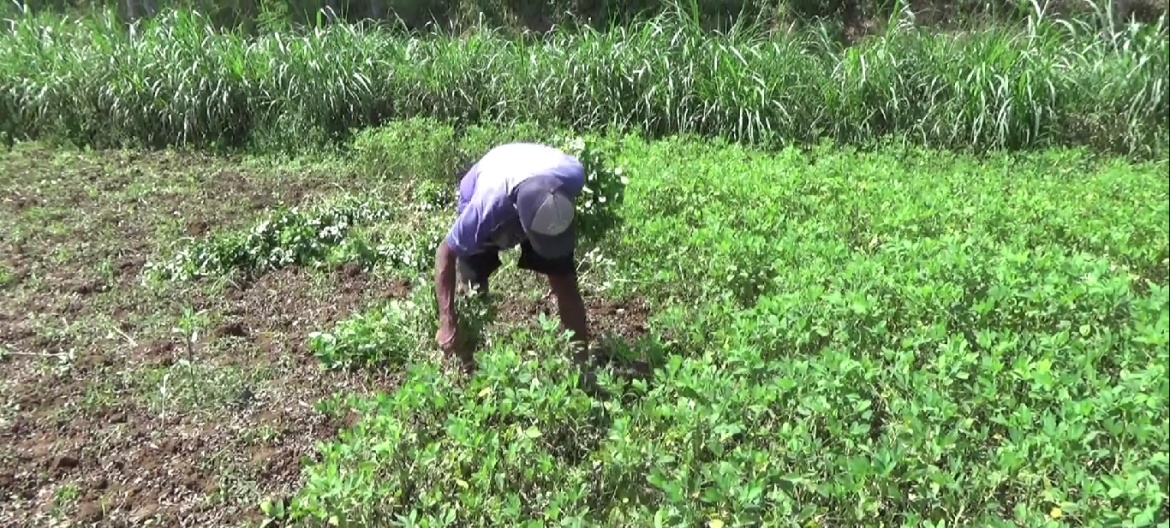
[{"xmin": 0, "ymin": 5, "xmax": 1166, "ymax": 157}]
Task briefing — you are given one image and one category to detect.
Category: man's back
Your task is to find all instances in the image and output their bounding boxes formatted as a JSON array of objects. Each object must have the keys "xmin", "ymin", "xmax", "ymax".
[
  {"xmin": 458, "ymin": 142, "xmax": 584, "ymax": 212},
  {"xmin": 448, "ymin": 143, "xmax": 585, "ymax": 255}
]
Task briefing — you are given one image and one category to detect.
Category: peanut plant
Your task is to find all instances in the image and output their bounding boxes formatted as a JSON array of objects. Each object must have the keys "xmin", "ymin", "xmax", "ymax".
[{"xmin": 261, "ymin": 124, "xmax": 1168, "ymax": 527}]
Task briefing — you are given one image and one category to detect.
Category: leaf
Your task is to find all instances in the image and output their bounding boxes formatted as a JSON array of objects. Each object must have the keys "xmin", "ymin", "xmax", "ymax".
[{"xmin": 523, "ymin": 425, "xmax": 542, "ymax": 439}]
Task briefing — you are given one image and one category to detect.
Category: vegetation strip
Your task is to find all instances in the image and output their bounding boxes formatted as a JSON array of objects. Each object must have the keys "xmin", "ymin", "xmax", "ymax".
[{"xmin": 1, "ymin": 8, "xmax": 1165, "ymax": 157}]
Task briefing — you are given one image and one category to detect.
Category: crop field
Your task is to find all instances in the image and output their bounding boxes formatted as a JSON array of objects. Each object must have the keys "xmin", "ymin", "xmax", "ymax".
[{"xmin": 1, "ymin": 5, "xmax": 1169, "ymax": 528}]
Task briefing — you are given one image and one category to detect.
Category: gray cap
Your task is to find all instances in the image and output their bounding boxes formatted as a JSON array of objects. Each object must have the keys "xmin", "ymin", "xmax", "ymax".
[{"xmin": 515, "ymin": 176, "xmax": 576, "ymax": 259}]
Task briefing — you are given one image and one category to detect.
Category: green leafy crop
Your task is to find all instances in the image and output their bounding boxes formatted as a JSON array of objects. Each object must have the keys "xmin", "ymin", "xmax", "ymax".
[
  {"xmin": 267, "ymin": 127, "xmax": 1168, "ymax": 527},
  {"xmin": 556, "ymin": 134, "xmax": 630, "ymax": 250},
  {"xmin": 143, "ymin": 195, "xmax": 395, "ymax": 282},
  {"xmin": 308, "ymin": 300, "xmax": 422, "ymax": 371}
]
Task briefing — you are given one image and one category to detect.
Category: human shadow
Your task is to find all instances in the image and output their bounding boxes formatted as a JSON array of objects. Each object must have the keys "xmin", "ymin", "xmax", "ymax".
[{"xmin": 572, "ymin": 331, "xmax": 669, "ymax": 404}]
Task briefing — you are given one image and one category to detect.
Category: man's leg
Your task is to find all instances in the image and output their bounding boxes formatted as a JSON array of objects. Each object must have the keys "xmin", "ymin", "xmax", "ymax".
[
  {"xmin": 456, "ymin": 249, "xmax": 500, "ymax": 298},
  {"xmin": 517, "ymin": 241, "xmax": 589, "ymax": 361}
]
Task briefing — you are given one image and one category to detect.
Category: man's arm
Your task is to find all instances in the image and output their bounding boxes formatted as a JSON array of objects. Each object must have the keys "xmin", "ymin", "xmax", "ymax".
[
  {"xmin": 548, "ymin": 273, "xmax": 589, "ymax": 363},
  {"xmin": 435, "ymin": 200, "xmax": 490, "ymax": 353},
  {"xmin": 434, "ymin": 238, "xmax": 459, "ymax": 351}
]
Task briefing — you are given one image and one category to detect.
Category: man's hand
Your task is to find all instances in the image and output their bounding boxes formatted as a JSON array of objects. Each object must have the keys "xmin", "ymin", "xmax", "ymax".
[
  {"xmin": 437, "ymin": 316, "xmax": 476, "ymax": 373},
  {"xmin": 436, "ymin": 317, "xmax": 458, "ymax": 352}
]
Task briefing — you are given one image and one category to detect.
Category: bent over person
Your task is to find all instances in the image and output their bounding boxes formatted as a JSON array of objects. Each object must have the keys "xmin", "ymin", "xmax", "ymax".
[{"xmin": 433, "ymin": 142, "xmax": 590, "ymax": 372}]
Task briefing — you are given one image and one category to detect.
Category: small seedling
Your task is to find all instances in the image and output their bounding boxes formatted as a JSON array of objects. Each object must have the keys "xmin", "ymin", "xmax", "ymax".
[{"xmin": 172, "ymin": 305, "xmax": 208, "ymax": 360}]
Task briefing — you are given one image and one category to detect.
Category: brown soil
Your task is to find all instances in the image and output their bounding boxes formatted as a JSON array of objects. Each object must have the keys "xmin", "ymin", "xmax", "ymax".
[
  {"xmin": 0, "ymin": 146, "xmax": 409, "ymax": 527},
  {"xmin": 495, "ymin": 287, "xmax": 652, "ymax": 343}
]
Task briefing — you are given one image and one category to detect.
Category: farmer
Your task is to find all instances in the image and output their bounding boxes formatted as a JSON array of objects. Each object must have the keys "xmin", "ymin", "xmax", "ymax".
[{"xmin": 433, "ymin": 142, "xmax": 590, "ymax": 372}]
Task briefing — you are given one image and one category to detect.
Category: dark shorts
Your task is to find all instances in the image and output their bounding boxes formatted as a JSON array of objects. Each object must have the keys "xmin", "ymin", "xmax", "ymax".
[{"xmin": 457, "ymin": 240, "xmax": 575, "ymax": 285}]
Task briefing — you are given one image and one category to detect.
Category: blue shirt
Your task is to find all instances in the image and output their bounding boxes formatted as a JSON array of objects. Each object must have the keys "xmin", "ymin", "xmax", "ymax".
[{"xmin": 445, "ymin": 143, "xmax": 585, "ymax": 257}]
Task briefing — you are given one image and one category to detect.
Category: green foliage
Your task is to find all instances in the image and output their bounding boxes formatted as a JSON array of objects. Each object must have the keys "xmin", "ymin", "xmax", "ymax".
[
  {"xmin": 1, "ymin": 8, "xmax": 1166, "ymax": 158},
  {"xmin": 11, "ymin": 0, "xmax": 1161, "ymax": 38},
  {"xmin": 143, "ymin": 195, "xmax": 395, "ymax": 282},
  {"xmin": 143, "ymin": 177, "xmax": 466, "ymax": 282},
  {"xmin": 263, "ymin": 125, "xmax": 1168, "ymax": 527},
  {"xmin": 307, "ymin": 277, "xmax": 502, "ymax": 372},
  {"xmin": 350, "ymin": 117, "xmax": 461, "ymax": 185},
  {"xmin": 361, "ymin": 215, "xmax": 452, "ymax": 273},
  {"xmin": 555, "ymin": 134, "xmax": 630, "ymax": 248},
  {"xmin": 285, "ymin": 325, "xmax": 608, "ymax": 526},
  {"xmin": 603, "ymin": 137, "xmax": 1169, "ymax": 306},
  {"xmin": 308, "ymin": 299, "xmax": 422, "ymax": 371}
]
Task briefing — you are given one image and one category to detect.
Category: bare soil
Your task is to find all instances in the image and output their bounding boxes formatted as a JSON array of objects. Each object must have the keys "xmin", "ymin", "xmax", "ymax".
[{"xmin": 0, "ymin": 146, "xmax": 406, "ymax": 527}]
